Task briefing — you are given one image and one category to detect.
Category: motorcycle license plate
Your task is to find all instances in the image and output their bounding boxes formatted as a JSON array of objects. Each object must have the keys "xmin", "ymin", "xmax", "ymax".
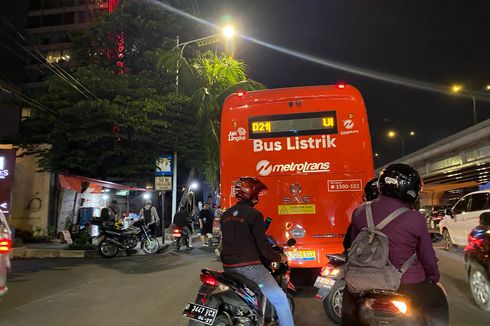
[
  {"xmin": 314, "ymin": 276, "xmax": 336, "ymax": 289},
  {"xmin": 182, "ymin": 303, "xmax": 218, "ymax": 325},
  {"xmin": 173, "ymin": 234, "xmax": 181, "ymax": 238},
  {"xmin": 285, "ymin": 250, "xmax": 316, "ymax": 261}
]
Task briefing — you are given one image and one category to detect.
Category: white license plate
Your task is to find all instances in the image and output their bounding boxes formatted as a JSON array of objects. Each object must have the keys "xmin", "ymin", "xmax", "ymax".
[
  {"xmin": 314, "ymin": 276, "xmax": 336, "ymax": 289},
  {"xmin": 173, "ymin": 234, "xmax": 181, "ymax": 238},
  {"xmin": 182, "ymin": 303, "xmax": 218, "ymax": 325}
]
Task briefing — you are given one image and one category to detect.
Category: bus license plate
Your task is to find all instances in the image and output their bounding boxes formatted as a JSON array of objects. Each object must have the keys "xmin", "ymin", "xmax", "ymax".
[
  {"xmin": 182, "ymin": 303, "xmax": 218, "ymax": 325},
  {"xmin": 285, "ymin": 250, "xmax": 316, "ymax": 261}
]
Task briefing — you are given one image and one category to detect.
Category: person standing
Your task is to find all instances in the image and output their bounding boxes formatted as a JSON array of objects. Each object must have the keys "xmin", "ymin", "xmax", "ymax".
[
  {"xmin": 139, "ymin": 199, "xmax": 160, "ymax": 236},
  {"xmin": 199, "ymin": 203, "xmax": 214, "ymax": 246},
  {"xmin": 220, "ymin": 177, "xmax": 294, "ymax": 326},
  {"xmin": 105, "ymin": 200, "xmax": 121, "ymax": 227}
]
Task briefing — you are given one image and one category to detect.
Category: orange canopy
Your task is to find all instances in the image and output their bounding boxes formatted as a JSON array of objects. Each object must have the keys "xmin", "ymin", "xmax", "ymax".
[{"xmin": 58, "ymin": 174, "xmax": 147, "ymax": 193}]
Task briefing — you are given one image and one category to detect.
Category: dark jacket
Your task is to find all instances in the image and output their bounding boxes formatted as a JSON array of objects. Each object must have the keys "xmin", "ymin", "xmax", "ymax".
[
  {"xmin": 173, "ymin": 209, "xmax": 189, "ymax": 228},
  {"xmin": 220, "ymin": 201, "xmax": 281, "ymax": 267},
  {"xmin": 351, "ymin": 195, "xmax": 440, "ymax": 284}
]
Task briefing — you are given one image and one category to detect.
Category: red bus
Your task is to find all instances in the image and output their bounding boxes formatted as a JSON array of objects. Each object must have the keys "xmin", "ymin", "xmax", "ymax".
[{"xmin": 220, "ymin": 85, "xmax": 374, "ymax": 268}]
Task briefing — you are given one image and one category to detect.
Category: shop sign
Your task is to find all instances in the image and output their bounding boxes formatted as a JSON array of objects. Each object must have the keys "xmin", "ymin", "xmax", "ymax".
[{"xmin": 0, "ymin": 149, "xmax": 16, "ymax": 216}]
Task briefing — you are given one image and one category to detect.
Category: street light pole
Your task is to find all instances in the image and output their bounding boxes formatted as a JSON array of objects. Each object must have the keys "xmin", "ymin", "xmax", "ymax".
[{"xmin": 471, "ymin": 95, "xmax": 477, "ymax": 125}]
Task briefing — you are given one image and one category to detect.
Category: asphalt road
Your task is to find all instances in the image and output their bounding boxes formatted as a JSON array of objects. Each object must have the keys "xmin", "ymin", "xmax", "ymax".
[{"xmin": 0, "ymin": 245, "xmax": 489, "ymax": 326}]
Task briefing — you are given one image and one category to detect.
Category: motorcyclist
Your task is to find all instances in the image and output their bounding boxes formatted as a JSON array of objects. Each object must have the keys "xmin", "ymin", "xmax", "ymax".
[
  {"xmin": 343, "ymin": 177, "xmax": 380, "ymax": 251},
  {"xmin": 173, "ymin": 206, "xmax": 193, "ymax": 248},
  {"xmin": 220, "ymin": 177, "xmax": 294, "ymax": 326},
  {"xmin": 341, "ymin": 164, "xmax": 448, "ymax": 325}
]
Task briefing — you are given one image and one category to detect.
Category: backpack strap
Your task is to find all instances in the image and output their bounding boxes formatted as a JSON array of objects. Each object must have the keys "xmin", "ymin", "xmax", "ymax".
[
  {"xmin": 399, "ymin": 253, "xmax": 417, "ymax": 273},
  {"xmin": 365, "ymin": 201, "xmax": 375, "ymax": 228},
  {"xmin": 375, "ymin": 207, "xmax": 410, "ymax": 230}
]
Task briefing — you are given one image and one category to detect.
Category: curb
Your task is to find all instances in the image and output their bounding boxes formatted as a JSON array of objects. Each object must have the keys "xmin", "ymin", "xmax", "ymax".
[{"xmin": 11, "ymin": 243, "xmax": 170, "ymax": 259}]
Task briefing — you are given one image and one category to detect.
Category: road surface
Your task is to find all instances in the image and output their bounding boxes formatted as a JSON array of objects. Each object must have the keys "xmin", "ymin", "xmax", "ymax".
[{"xmin": 0, "ymin": 245, "xmax": 488, "ymax": 326}]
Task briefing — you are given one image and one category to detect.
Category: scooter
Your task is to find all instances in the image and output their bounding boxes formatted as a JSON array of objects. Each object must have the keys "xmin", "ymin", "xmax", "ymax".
[
  {"xmin": 183, "ymin": 219, "xmax": 295, "ymax": 326},
  {"xmin": 314, "ymin": 253, "xmax": 346, "ymax": 324},
  {"xmin": 172, "ymin": 226, "xmax": 190, "ymax": 251}
]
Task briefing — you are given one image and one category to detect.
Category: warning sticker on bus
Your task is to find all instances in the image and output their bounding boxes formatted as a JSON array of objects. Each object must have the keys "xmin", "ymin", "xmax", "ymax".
[
  {"xmin": 278, "ymin": 204, "xmax": 316, "ymax": 215},
  {"xmin": 327, "ymin": 179, "xmax": 362, "ymax": 192}
]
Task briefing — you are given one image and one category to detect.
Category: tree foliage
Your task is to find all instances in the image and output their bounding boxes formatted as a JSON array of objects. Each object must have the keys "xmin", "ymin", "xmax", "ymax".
[
  {"xmin": 159, "ymin": 50, "xmax": 266, "ymax": 186},
  {"xmin": 18, "ymin": 65, "xmax": 205, "ymax": 179}
]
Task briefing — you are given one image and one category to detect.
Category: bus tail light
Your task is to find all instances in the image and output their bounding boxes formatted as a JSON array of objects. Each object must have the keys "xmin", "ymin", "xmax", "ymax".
[
  {"xmin": 336, "ymin": 83, "xmax": 346, "ymax": 89},
  {"xmin": 236, "ymin": 89, "xmax": 247, "ymax": 97}
]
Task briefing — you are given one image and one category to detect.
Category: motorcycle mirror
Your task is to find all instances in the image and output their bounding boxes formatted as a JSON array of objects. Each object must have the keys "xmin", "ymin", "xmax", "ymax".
[{"xmin": 287, "ymin": 238, "xmax": 296, "ymax": 247}]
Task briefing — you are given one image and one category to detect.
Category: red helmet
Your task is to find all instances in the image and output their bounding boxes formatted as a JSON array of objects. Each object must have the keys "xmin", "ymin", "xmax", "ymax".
[{"xmin": 234, "ymin": 177, "xmax": 268, "ymax": 206}]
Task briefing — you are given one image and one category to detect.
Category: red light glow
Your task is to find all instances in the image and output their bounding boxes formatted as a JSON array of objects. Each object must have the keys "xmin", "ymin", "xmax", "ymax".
[
  {"xmin": 200, "ymin": 274, "xmax": 219, "ymax": 287},
  {"xmin": 236, "ymin": 90, "xmax": 246, "ymax": 97},
  {"xmin": 337, "ymin": 84, "xmax": 346, "ymax": 89},
  {"xmin": 0, "ymin": 238, "xmax": 12, "ymax": 253},
  {"xmin": 108, "ymin": 0, "xmax": 118, "ymax": 13}
]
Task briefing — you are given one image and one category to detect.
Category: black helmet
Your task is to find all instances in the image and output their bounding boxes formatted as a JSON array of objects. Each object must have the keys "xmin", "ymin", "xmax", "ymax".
[
  {"xmin": 378, "ymin": 163, "xmax": 421, "ymax": 203},
  {"xmin": 364, "ymin": 177, "xmax": 380, "ymax": 201}
]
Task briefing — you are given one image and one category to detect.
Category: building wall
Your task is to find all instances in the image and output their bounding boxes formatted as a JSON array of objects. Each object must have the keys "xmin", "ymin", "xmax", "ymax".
[{"xmin": 10, "ymin": 150, "xmax": 51, "ymax": 232}]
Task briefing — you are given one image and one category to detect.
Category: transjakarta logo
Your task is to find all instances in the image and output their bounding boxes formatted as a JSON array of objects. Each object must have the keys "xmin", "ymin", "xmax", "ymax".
[
  {"xmin": 253, "ymin": 135, "xmax": 336, "ymax": 152},
  {"xmin": 256, "ymin": 160, "xmax": 330, "ymax": 176}
]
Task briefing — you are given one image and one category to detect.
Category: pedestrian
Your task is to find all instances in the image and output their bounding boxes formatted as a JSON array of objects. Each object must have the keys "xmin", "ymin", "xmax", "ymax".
[
  {"xmin": 199, "ymin": 203, "xmax": 214, "ymax": 246},
  {"xmin": 102, "ymin": 199, "xmax": 120, "ymax": 228},
  {"xmin": 0, "ymin": 209, "xmax": 11, "ymax": 297},
  {"xmin": 139, "ymin": 199, "xmax": 160, "ymax": 236}
]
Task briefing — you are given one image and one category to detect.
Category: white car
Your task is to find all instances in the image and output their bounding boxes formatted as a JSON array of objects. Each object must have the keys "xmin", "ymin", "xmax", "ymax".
[{"xmin": 439, "ymin": 190, "xmax": 490, "ymax": 250}]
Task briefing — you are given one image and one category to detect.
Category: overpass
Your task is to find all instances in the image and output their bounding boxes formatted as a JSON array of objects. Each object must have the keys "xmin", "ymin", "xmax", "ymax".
[{"xmin": 377, "ymin": 119, "xmax": 490, "ymax": 205}]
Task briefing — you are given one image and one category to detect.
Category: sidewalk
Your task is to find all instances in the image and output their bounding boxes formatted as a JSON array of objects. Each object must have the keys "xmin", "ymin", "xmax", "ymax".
[{"xmin": 11, "ymin": 236, "xmax": 173, "ymax": 259}]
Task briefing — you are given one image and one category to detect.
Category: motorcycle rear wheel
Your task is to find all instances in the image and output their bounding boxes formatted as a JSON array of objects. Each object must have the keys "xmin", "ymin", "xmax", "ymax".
[
  {"xmin": 141, "ymin": 237, "xmax": 159, "ymax": 254},
  {"xmin": 323, "ymin": 279, "xmax": 345, "ymax": 324},
  {"xmin": 98, "ymin": 239, "xmax": 119, "ymax": 258}
]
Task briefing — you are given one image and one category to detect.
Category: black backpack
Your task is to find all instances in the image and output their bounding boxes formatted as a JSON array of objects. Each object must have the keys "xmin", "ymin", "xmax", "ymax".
[{"xmin": 143, "ymin": 207, "xmax": 153, "ymax": 224}]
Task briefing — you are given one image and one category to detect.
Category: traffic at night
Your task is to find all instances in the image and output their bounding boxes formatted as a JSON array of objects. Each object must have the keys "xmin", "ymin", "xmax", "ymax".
[{"xmin": 0, "ymin": 1, "xmax": 489, "ymax": 326}]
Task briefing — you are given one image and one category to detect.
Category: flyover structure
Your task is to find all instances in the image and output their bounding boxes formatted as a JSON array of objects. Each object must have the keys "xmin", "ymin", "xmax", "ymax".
[{"xmin": 377, "ymin": 119, "xmax": 490, "ymax": 205}]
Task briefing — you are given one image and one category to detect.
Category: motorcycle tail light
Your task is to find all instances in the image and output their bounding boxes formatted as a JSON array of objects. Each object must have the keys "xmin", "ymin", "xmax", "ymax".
[
  {"xmin": 367, "ymin": 298, "xmax": 408, "ymax": 314},
  {"xmin": 172, "ymin": 229, "xmax": 181, "ymax": 236},
  {"xmin": 0, "ymin": 238, "xmax": 12, "ymax": 254},
  {"xmin": 391, "ymin": 300, "xmax": 408, "ymax": 314},
  {"xmin": 320, "ymin": 264, "xmax": 336, "ymax": 277},
  {"xmin": 200, "ymin": 274, "xmax": 219, "ymax": 287}
]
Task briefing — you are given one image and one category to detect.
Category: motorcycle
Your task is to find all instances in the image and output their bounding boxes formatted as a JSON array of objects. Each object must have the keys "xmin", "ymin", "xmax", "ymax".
[
  {"xmin": 172, "ymin": 226, "xmax": 190, "ymax": 251},
  {"xmin": 314, "ymin": 253, "xmax": 346, "ymax": 324},
  {"xmin": 182, "ymin": 218, "xmax": 295, "ymax": 326},
  {"xmin": 98, "ymin": 220, "xmax": 159, "ymax": 258}
]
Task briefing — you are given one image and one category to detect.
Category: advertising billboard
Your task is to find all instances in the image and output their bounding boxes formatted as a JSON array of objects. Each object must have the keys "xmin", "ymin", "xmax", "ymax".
[{"xmin": 0, "ymin": 149, "xmax": 16, "ymax": 217}]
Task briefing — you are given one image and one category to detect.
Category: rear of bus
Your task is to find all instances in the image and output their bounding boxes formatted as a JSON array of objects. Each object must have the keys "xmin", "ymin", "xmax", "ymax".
[{"xmin": 220, "ymin": 85, "xmax": 374, "ymax": 269}]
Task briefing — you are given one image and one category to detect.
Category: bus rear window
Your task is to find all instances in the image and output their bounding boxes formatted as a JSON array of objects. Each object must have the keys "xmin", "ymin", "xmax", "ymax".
[{"xmin": 249, "ymin": 111, "xmax": 337, "ymax": 139}]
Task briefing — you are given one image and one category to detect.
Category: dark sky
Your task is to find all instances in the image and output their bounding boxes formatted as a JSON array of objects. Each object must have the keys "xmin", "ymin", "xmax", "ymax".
[
  {"xmin": 198, "ymin": 0, "xmax": 490, "ymax": 166},
  {"xmin": 1, "ymin": 0, "xmax": 489, "ymax": 168}
]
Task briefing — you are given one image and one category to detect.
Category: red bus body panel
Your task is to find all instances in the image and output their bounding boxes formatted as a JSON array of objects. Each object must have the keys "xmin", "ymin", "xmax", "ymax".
[{"xmin": 220, "ymin": 85, "xmax": 374, "ymax": 268}]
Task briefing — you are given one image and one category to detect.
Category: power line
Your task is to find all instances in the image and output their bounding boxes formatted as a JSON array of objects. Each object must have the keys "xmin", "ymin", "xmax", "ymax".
[{"xmin": 0, "ymin": 18, "xmax": 100, "ymax": 101}]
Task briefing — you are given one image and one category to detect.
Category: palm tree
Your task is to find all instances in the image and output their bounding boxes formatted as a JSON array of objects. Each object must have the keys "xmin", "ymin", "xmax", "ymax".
[{"xmin": 158, "ymin": 50, "xmax": 265, "ymax": 192}]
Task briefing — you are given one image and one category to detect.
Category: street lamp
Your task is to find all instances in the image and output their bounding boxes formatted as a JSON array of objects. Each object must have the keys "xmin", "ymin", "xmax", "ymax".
[
  {"xmin": 387, "ymin": 130, "xmax": 416, "ymax": 156},
  {"xmin": 451, "ymin": 84, "xmax": 476, "ymax": 125},
  {"xmin": 174, "ymin": 25, "xmax": 236, "ymax": 92},
  {"xmin": 450, "ymin": 84, "xmax": 490, "ymax": 126}
]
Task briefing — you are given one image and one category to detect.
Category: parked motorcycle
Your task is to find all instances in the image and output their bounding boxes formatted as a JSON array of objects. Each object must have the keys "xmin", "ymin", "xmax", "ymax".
[
  {"xmin": 314, "ymin": 253, "xmax": 346, "ymax": 324},
  {"xmin": 172, "ymin": 226, "xmax": 190, "ymax": 251},
  {"xmin": 98, "ymin": 220, "xmax": 159, "ymax": 258},
  {"xmin": 182, "ymin": 219, "xmax": 295, "ymax": 326}
]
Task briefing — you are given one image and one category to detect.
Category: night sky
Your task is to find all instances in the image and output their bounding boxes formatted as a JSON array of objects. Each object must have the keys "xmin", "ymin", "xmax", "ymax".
[
  {"xmin": 199, "ymin": 0, "xmax": 490, "ymax": 166},
  {"xmin": 2, "ymin": 0, "xmax": 489, "ymax": 168}
]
